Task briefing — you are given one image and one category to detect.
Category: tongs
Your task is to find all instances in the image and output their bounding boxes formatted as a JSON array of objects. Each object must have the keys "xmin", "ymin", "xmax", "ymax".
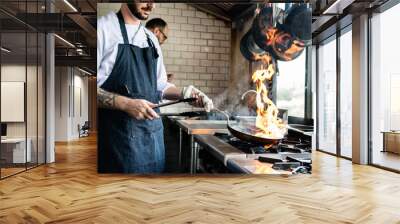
[{"xmin": 153, "ymin": 97, "xmax": 197, "ymax": 109}]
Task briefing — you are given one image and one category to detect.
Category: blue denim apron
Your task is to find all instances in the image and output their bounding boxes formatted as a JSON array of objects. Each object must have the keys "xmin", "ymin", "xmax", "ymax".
[{"xmin": 98, "ymin": 11, "xmax": 164, "ymax": 173}]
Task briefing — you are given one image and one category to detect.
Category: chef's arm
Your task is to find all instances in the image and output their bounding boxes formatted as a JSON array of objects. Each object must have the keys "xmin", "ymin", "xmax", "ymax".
[
  {"xmin": 97, "ymin": 87, "xmax": 121, "ymax": 109},
  {"xmin": 97, "ymin": 87, "xmax": 159, "ymax": 120}
]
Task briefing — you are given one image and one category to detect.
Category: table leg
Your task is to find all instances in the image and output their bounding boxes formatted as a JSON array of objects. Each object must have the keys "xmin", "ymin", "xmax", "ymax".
[
  {"xmin": 382, "ymin": 133, "xmax": 386, "ymax": 152},
  {"xmin": 178, "ymin": 128, "xmax": 182, "ymax": 171},
  {"xmin": 194, "ymin": 142, "xmax": 198, "ymax": 174},
  {"xmin": 190, "ymin": 135, "xmax": 194, "ymax": 174}
]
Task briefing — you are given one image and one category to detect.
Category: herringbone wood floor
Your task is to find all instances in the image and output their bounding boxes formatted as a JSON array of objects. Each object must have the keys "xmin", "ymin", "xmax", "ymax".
[{"xmin": 1, "ymin": 134, "xmax": 400, "ymax": 224}]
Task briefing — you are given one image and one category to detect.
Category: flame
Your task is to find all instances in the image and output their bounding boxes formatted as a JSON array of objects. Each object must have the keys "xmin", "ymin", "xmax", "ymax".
[
  {"xmin": 249, "ymin": 27, "xmax": 305, "ymax": 140},
  {"xmin": 251, "ymin": 54, "xmax": 287, "ymax": 139},
  {"xmin": 273, "ymin": 37, "xmax": 305, "ymax": 61},
  {"xmin": 253, "ymin": 163, "xmax": 277, "ymax": 174},
  {"xmin": 261, "ymin": 28, "xmax": 305, "ymax": 61},
  {"xmin": 264, "ymin": 144, "xmax": 273, "ymax": 150},
  {"xmin": 252, "ymin": 52, "xmax": 274, "ymax": 65},
  {"xmin": 253, "ymin": 163, "xmax": 291, "ymax": 175},
  {"xmin": 266, "ymin": 28, "xmax": 278, "ymax": 46}
]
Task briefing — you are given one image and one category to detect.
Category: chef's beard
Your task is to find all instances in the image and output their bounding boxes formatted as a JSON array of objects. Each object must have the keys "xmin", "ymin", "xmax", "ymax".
[{"xmin": 127, "ymin": 4, "xmax": 150, "ymax": 20}]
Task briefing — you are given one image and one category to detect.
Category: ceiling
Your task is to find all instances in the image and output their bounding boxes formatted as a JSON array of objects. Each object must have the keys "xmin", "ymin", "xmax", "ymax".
[
  {"xmin": 0, "ymin": 0, "xmax": 96, "ymax": 74},
  {"xmin": 190, "ymin": 3, "xmax": 256, "ymax": 21},
  {"xmin": 190, "ymin": 0, "xmax": 391, "ymax": 43},
  {"xmin": 311, "ymin": 0, "xmax": 390, "ymax": 42},
  {"xmin": 0, "ymin": 0, "xmax": 394, "ymax": 73}
]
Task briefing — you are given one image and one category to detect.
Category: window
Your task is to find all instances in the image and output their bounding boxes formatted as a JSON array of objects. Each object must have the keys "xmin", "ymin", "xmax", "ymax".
[
  {"xmin": 340, "ymin": 28, "xmax": 352, "ymax": 158},
  {"xmin": 276, "ymin": 52, "xmax": 306, "ymax": 117},
  {"xmin": 370, "ymin": 3, "xmax": 400, "ymax": 171},
  {"xmin": 275, "ymin": 3, "xmax": 310, "ymax": 118},
  {"xmin": 317, "ymin": 37, "xmax": 337, "ymax": 154},
  {"xmin": 0, "ymin": 0, "xmax": 47, "ymax": 179}
]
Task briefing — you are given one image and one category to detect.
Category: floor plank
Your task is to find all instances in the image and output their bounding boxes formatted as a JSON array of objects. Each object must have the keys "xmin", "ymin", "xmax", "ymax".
[{"xmin": 1, "ymin": 134, "xmax": 400, "ymax": 223}]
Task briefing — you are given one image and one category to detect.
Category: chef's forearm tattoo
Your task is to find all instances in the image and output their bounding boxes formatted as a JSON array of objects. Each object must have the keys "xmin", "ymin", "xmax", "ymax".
[{"xmin": 97, "ymin": 87, "xmax": 118, "ymax": 109}]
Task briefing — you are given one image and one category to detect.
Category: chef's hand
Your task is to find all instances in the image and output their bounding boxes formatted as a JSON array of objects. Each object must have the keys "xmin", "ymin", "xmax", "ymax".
[
  {"xmin": 120, "ymin": 97, "xmax": 159, "ymax": 120},
  {"xmin": 182, "ymin": 85, "xmax": 214, "ymax": 112}
]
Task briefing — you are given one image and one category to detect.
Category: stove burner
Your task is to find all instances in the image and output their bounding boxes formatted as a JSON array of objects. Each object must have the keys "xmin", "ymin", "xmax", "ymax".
[
  {"xmin": 212, "ymin": 132, "xmax": 312, "ymax": 174},
  {"xmin": 214, "ymin": 132, "xmax": 311, "ymax": 154}
]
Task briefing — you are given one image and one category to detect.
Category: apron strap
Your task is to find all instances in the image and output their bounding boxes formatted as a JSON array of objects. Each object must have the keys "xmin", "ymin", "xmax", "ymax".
[
  {"xmin": 145, "ymin": 32, "xmax": 154, "ymax": 48},
  {"xmin": 116, "ymin": 11, "xmax": 129, "ymax": 44},
  {"xmin": 117, "ymin": 11, "xmax": 158, "ymax": 58},
  {"xmin": 145, "ymin": 32, "xmax": 159, "ymax": 59}
]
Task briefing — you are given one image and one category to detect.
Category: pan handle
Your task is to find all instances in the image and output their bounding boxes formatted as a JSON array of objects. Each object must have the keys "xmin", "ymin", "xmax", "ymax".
[{"xmin": 212, "ymin": 108, "xmax": 231, "ymax": 126}]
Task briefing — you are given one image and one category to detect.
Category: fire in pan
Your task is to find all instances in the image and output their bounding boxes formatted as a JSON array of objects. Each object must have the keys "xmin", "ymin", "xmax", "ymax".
[
  {"xmin": 228, "ymin": 122, "xmax": 282, "ymax": 145},
  {"xmin": 168, "ymin": 109, "xmax": 286, "ymax": 145},
  {"xmin": 215, "ymin": 111, "xmax": 284, "ymax": 145}
]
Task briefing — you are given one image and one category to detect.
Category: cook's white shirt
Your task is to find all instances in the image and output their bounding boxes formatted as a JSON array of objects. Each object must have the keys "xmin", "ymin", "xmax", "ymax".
[{"xmin": 97, "ymin": 12, "xmax": 174, "ymax": 95}]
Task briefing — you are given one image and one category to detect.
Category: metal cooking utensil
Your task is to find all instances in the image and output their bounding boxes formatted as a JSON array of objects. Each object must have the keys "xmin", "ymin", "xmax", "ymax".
[
  {"xmin": 153, "ymin": 97, "xmax": 197, "ymax": 109},
  {"xmin": 212, "ymin": 108, "xmax": 283, "ymax": 145},
  {"xmin": 227, "ymin": 123, "xmax": 282, "ymax": 145}
]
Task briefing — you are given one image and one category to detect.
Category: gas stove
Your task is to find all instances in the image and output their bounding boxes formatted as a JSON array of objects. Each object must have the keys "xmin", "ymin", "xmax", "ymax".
[
  {"xmin": 214, "ymin": 132, "xmax": 311, "ymax": 154},
  {"xmin": 194, "ymin": 129, "xmax": 312, "ymax": 174},
  {"xmin": 213, "ymin": 132, "xmax": 312, "ymax": 173}
]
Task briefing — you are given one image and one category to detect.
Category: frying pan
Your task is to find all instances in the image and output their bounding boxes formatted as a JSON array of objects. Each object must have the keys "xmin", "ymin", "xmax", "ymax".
[
  {"xmin": 240, "ymin": 30, "xmax": 269, "ymax": 62},
  {"xmin": 284, "ymin": 4, "xmax": 312, "ymax": 43},
  {"xmin": 251, "ymin": 6, "xmax": 283, "ymax": 52},
  {"xmin": 228, "ymin": 122, "xmax": 282, "ymax": 145},
  {"xmin": 248, "ymin": 5, "xmax": 308, "ymax": 62},
  {"xmin": 213, "ymin": 109, "xmax": 284, "ymax": 145}
]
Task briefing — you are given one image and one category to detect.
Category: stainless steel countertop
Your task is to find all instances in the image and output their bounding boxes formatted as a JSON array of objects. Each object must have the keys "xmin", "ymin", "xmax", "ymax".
[
  {"xmin": 288, "ymin": 126, "xmax": 313, "ymax": 137},
  {"xmin": 159, "ymin": 103, "xmax": 201, "ymax": 114},
  {"xmin": 176, "ymin": 120, "xmax": 230, "ymax": 135},
  {"xmin": 194, "ymin": 135, "xmax": 246, "ymax": 166},
  {"xmin": 194, "ymin": 134, "xmax": 292, "ymax": 175}
]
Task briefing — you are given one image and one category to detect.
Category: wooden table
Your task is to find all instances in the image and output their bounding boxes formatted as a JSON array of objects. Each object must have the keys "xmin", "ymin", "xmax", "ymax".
[{"xmin": 382, "ymin": 131, "xmax": 400, "ymax": 154}]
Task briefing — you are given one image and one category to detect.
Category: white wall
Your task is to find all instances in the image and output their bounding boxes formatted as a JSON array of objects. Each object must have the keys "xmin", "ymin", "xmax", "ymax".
[
  {"xmin": 1, "ymin": 63, "xmax": 46, "ymax": 164},
  {"xmin": 54, "ymin": 67, "xmax": 89, "ymax": 141},
  {"xmin": 1, "ymin": 65, "xmax": 37, "ymax": 138},
  {"xmin": 55, "ymin": 66, "xmax": 68, "ymax": 141},
  {"xmin": 72, "ymin": 73, "xmax": 89, "ymax": 138},
  {"xmin": 1, "ymin": 65, "xmax": 26, "ymax": 137}
]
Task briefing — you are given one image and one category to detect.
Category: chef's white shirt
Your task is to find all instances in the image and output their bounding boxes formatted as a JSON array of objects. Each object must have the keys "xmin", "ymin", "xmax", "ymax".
[{"xmin": 97, "ymin": 12, "xmax": 174, "ymax": 95}]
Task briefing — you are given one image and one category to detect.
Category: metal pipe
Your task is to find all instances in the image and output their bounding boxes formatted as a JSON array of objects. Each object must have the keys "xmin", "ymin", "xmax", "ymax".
[{"xmin": 240, "ymin": 90, "xmax": 256, "ymax": 101}]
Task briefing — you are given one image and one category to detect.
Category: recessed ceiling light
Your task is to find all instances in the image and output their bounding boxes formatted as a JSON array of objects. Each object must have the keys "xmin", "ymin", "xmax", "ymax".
[
  {"xmin": 322, "ymin": 0, "xmax": 354, "ymax": 15},
  {"xmin": 78, "ymin": 67, "xmax": 92, "ymax": 76},
  {"xmin": 63, "ymin": 0, "xmax": 78, "ymax": 12},
  {"xmin": 1, "ymin": 47, "xmax": 11, "ymax": 53},
  {"xmin": 54, "ymin": 34, "xmax": 75, "ymax": 48}
]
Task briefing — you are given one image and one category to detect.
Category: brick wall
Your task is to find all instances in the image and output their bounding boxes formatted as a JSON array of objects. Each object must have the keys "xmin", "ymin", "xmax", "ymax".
[{"xmin": 97, "ymin": 3, "xmax": 232, "ymax": 98}]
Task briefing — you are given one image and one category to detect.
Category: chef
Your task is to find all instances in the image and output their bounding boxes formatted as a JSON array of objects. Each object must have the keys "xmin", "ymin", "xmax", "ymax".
[
  {"xmin": 97, "ymin": 2, "xmax": 213, "ymax": 173},
  {"xmin": 145, "ymin": 18, "xmax": 168, "ymax": 45},
  {"xmin": 145, "ymin": 18, "xmax": 175, "ymax": 84}
]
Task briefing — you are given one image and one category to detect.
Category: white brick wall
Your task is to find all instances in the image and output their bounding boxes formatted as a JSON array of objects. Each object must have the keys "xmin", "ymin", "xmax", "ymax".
[{"xmin": 97, "ymin": 3, "xmax": 231, "ymax": 98}]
